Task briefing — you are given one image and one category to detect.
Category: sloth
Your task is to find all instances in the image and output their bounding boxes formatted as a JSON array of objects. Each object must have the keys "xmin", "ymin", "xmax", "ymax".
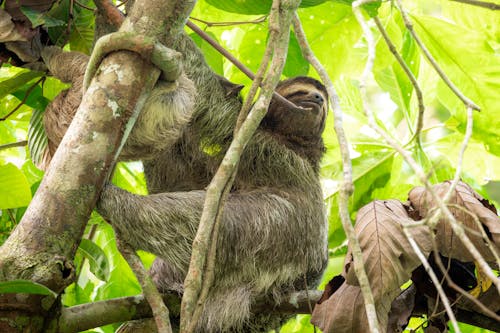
[{"xmin": 40, "ymin": 32, "xmax": 329, "ymax": 332}]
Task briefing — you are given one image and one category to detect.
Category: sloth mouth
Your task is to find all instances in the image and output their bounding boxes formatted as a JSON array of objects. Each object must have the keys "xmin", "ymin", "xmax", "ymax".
[{"xmin": 298, "ymin": 100, "xmax": 323, "ymax": 111}]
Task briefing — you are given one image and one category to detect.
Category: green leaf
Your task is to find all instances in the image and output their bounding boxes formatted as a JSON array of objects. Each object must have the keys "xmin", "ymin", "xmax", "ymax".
[
  {"xmin": 413, "ymin": 15, "xmax": 500, "ymax": 155},
  {"xmin": 283, "ymin": 33, "xmax": 309, "ymax": 77},
  {"xmin": 47, "ymin": 0, "xmax": 95, "ymax": 53},
  {"xmin": 20, "ymin": 7, "xmax": 65, "ymax": 28},
  {"xmin": 190, "ymin": 32, "xmax": 224, "ymax": 75},
  {"xmin": 300, "ymin": 3, "xmax": 362, "ymax": 80},
  {"xmin": 0, "ymin": 163, "xmax": 31, "ymax": 209},
  {"xmin": 206, "ymin": 0, "xmax": 327, "ymax": 15},
  {"xmin": 0, "ymin": 280, "xmax": 57, "ymax": 296},
  {"xmin": 12, "ymin": 85, "xmax": 50, "ymax": 110},
  {"xmin": 332, "ymin": 0, "xmax": 382, "ymax": 17},
  {"xmin": 78, "ymin": 239, "xmax": 110, "ymax": 282},
  {"xmin": 28, "ymin": 109, "xmax": 48, "ymax": 167},
  {"xmin": 0, "ymin": 70, "xmax": 43, "ymax": 101}
]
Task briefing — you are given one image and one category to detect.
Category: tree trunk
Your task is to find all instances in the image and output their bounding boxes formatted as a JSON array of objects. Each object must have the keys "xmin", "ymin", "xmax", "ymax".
[{"xmin": 0, "ymin": 1, "xmax": 195, "ymax": 331}]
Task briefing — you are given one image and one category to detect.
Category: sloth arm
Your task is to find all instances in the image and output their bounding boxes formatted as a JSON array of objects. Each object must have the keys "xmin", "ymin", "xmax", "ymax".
[{"xmin": 96, "ymin": 184, "xmax": 325, "ymax": 276}]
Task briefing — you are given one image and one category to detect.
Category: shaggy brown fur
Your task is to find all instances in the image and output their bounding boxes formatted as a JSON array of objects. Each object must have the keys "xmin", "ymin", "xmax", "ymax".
[{"xmin": 40, "ymin": 32, "xmax": 329, "ymax": 332}]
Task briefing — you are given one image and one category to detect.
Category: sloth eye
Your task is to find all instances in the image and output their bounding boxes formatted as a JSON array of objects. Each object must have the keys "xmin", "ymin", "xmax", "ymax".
[{"xmin": 285, "ymin": 90, "xmax": 309, "ymax": 100}]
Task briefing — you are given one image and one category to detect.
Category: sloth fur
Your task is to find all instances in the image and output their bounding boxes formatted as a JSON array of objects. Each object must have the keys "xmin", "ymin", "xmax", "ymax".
[{"xmin": 40, "ymin": 32, "xmax": 329, "ymax": 332}]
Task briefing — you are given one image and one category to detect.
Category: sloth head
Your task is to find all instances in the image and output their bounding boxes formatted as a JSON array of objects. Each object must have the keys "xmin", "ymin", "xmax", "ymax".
[{"xmin": 262, "ymin": 76, "xmax": 328, "ymax": 140}]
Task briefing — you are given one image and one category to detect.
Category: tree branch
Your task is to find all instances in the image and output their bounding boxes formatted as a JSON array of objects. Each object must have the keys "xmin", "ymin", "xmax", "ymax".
[
  {"xmin": 449, "ymin": 0, "xmax": 500, "ymax": 10},
  {"xmin": 0, "ymin": 0, "xmax": 196, "ymax": 331},
  {"xmin": 117, "ymin": 237, "xmax": 172, "ymax": 333},
  {"xmin": 58, "ymin": 290, "xmax": 322, "ymax": 333},
  {"xmin": 395, "ymin": 0, "xmax": 480, "ymax": 111},
  {"xmin": 373, "ymin": 17, "xmax": 425, "ymax": 144},
  {"xmin": 180, "ymin": 1, "xmax": 301, "ymax": 331},
  {"xmin": 0, "ymin": 140, "xmax": 27, "ymax": 150}
]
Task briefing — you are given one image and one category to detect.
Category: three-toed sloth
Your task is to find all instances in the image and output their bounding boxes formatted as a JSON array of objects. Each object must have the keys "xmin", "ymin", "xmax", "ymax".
[{"xmin": 40, "ymin": 32, "xmax": 329, "ymax": 332}]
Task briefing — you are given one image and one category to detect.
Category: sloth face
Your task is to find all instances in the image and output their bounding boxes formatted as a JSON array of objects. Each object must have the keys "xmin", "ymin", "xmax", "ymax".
[{"xmin": 263, "ymin": 77, "xmax": 328, "ymax": 139}]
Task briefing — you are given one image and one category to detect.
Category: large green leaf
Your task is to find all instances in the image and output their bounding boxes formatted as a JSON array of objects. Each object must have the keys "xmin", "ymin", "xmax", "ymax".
[
  {"xmin": 0, "ymin": 163, "xmax": 31, "ymax": 209},
  {"xmin": 190, "ymin": 31, "xmax": 224, "ymax": 75},
  {"xmin": 0, "ymin": 280, "xmax": 57, "ymax": 296},
  {"xmin": 375, "ymin": 31, "xmax": 421, "ymax": 132},
  {"xmin": 20, "ymin": 6, "xmax": 65, "ymax": 28},
  {"xmin": 47, "ymin": 0, "xmax": 94, "ymax": 53},
  {"xmin": 28, "ymin": 109, "xmax": 48, "ymax": 167},
  {"xmin": 205, "ymin": 0, "xmax": 327, "ymax": 15},
  {"xmin": 0, "ymin": 70, "xmax": 43, "ymax": 101},
  {"xmin": 413, "ymin": 15, "xmax": 500, "ymax": 155},
  {"xmin": 283, "ymin": 33, "xmax": 309, "ymax": 77},
  {"xmin": 299, "ymin": 2, "xmax": 363, "ymax": 80},
  {"xmin": 78, "ymin": 239, "xmax": 110, "ymax": 282}
]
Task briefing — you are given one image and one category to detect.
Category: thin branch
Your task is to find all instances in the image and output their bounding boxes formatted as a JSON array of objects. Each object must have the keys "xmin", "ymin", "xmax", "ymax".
[
  {"xmin": 443, "ymin": 106, "xmax": 473, "ymax": 202},
  {"xmin": 401, "ymin": 224, "xmax": 461, "ymax": 332},
  {"xmin": 0, "ymin": 140, "xmax": 27, "ymax": 150},
  {"xmin": 181, "ymin": 1, "xmax": 301, "ymax": 331},
  {"xmin": 351, "ymin": 1, "xmax": 396, "ymax": 332},
  {"xmin": 186, "ymin": 20, "xmax": 301, "ymax": 111},
  {"xmin": 189, "ymin": 15, "xmax": 267, "ymax": 27},
  {"xmin": 0, "ymin": 77, "xmax": 45, "ymax": 121},
  {"xmin": 373, "ymin": 17, "xmax": 425, "ymax": 144},
  {"xmin": 93, "ymin": 0, "xmax": 125, "ymax": 29},
  {"xmin": 74, "ymin": 0, "xmax": 95, "ymax": 11},
  {"xmin": 191, "ymin": 12, "xmax": 276, "ymax": 327},
  {"xmin": 117, "ymin": 238, "xmax": 172, "ymax": 333},
  {"xmin": 430, "ymin": 246, "xmax": 500, "ymax": 322},
  {"xmin": 449, "ymin": 0, "xmax": 500, "ymax": 10},
  {"xmin": 357, "ymin": 0, "xmax": 500, "ymax": 309},
  {"xmin": 294, "ymin": 8, "xmax": 381, "ymax": 333},
  {"xmin": 448, "ymin": 204, "xmax": 500, "ymax": 267},
  {"xmin": 58, "ymin": 290, "xmax": 321, "ymax": 332},
  {"xmin": 395, "ymin": 0, "xmax": 481, "ymax": 111}
]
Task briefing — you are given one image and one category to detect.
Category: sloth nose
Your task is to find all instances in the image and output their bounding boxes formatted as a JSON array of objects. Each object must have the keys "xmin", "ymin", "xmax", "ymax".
[{"xmin": 312, "ymin": 92, "xmax": 324, "ymax": 104}]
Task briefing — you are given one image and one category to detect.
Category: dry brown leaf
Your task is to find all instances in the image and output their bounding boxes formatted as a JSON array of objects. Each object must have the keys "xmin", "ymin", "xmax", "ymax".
[
  {"xmin": 311, "ymin": 280, "xmax": 396, "ymax": 333},
  {"xmin": 387, "ymin": 285, "xmax": 417, "ymax": 333},
  {"xmin": 0, "ymin": 9, "xmax": 26, "ymax": 42},
  {"xmin": 345, "ymin": 200, "xmax": 432, "ymax": 301},
  {"xmin": 409, "ymin": 181, "xmax": 500, "ymax": 262}
]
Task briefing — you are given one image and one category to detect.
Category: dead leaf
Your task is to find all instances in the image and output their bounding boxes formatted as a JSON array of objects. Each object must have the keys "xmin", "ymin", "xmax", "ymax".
[
  {"xmin": 409, "ymin": 181, "xmax": 500, "ymax": 262},
  {"xmin": 311, "ymin": 280, "xmax": 396, "ymax": 333},
  {"xmin": 345, "ymin": 200, "xmax": 432, "ymax": 301},
  {"xmin": 387, "ymin": 285, "xmax": 417, "ymax": 333},
  {"xmin": 0, "ymin": 9, "xmax": 26, "ymax": 42}
]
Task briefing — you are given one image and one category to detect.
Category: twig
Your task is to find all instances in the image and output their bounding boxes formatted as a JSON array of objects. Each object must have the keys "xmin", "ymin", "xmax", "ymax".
[
  {"xmin": 357, "ymin": 0, "xmax": 500, "ymax": 307},
  {"xmin": 189, "ymin": 15, "xmax": 267, "ymax": 27},
  {"xmin": 180, "ymin": 1, "xmax": 300, "ymax": 332},
  {"xmin": 0, "ymin": 140, "xmax": 28, "ymax": 150},
  {"xmin": 373, "ymin": 17, "xmax": 425, "ymax": 144},
  {"xmin": 192, "ymin": 10, "xmax": 276, "ymax": 325},
  {"xmin": 350, "ymin": 1, "xmax": 399, "ymax": 331},
  {"xmin": 443, "ymin": 106, "xmax": 473, "ymax": 202},
  {"xmin": 294, "ymin": 9, "xmax": 381, "ymax": 333},
  {"xmin": 449, "ymin": 0, "xmax": 500, "ymax": 10},
  {"xmin": 401, "ymin": 225, "xmax": 461, "ymax": 332},
  {"xmin": 393, "ymin": 1, "xmax": 499, "ymax": 296},
  {"xmin": 93, "ymin": 0, "xmax": 125, "ymax": 29},
  {"xmin": 74, "ymin": 0, "xmax": 95, "ymax": 11},
  {"xmin": 117, "ymin": 237, "xmax": 172, "ymax": 333},
  {"xmin": 395, "ymin": 0, "xmax": 480, "ymax": 111},
  {"xmin": 448, "ymin": 203, "xmax": 500, "ymax": 267},
  {"xmin": 186, "ymin": 20, "xmax": 301, "ymax": 111},
  {"xmin": 0, "ymin": 77, "xmax": 45, "ymax": 121},
  {"xmin": 430, "ymin": 244, "xmax": 500, "ymax": 322}
]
